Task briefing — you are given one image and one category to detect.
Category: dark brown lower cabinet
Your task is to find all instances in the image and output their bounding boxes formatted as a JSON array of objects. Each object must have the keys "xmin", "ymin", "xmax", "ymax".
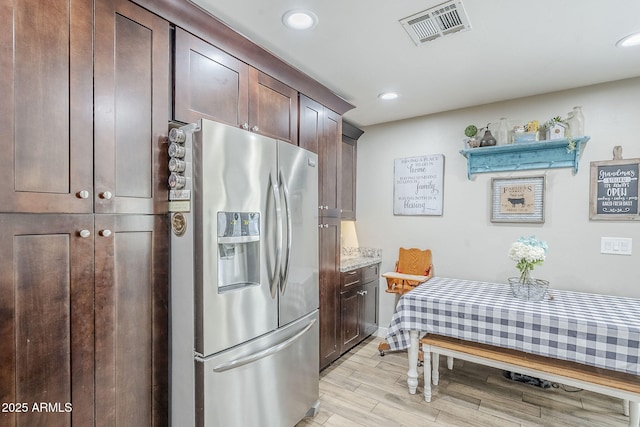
[
  {"xmin": 0, "ymin": 214, "xmax": 168, "ymax": 427},
  {"xmin": 319, "ymin": 217, "xmax": 341, "ymax": 370},
  {"xmin": 340, "ymin": 265, "xmax": 379, "ymax": 355},
  {"xmin": 340, "ymin": 287, "xmax": 362, "ymax": 352},
  {"xmin": 95, "ymin": 214, "xmax": 169, "ymax": 426},
  {"xmin": 0, "ymin": 214, "xmax": 95, "ymax": 427}
]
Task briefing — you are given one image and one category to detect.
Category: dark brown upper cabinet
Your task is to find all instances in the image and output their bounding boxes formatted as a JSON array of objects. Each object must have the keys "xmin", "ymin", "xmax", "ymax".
[
  {"xmin": 0, "ymin": 0, "xmax": 169, "ymax": 215},
  {"xmin": 248, "ymin": 68, "xmax": 298, "ymax": 145},
  {"xmin": 341, "ymin": 121, "xmax": 364, "ymax": 220},
  {"xmin": 0, "ymin": 0, "xmax": 93, "ymax": 213},
  {"xmin": 299, "ymin": 95, "xmax": 342, "ymax": 218},
  {"xmin": 94, "ymin": 0, "xmax": 171, "ymax": 215},
  {"xmin": 174, "ymin": 28, "xmax": 298, "ymax": 144}
]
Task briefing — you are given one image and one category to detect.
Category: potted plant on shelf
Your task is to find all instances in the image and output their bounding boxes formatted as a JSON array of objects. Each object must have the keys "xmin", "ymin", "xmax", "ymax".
[{"xmin": 464, "ymin": 125, "xmax": 480, "ymax": 148}]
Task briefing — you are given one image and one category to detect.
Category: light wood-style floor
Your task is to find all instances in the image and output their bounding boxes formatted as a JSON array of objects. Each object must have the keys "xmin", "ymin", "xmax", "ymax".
[{"xmin": 296, "ymin": 337, "xmax": 630, "ymax": 427}]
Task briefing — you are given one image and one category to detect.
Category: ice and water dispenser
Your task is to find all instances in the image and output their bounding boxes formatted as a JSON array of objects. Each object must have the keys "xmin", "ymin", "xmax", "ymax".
[{"xmin": 217, "ymin": 212, "xmax": 260, "ymax": 292}]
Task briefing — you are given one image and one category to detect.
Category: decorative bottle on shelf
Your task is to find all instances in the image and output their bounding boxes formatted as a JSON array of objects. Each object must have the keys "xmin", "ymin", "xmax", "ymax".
[
  {"xmin": 570, "ymin": 106, "xmax": 584, "ymax": 137},
  {"xmin": 565, "ymin": 111, "xmax": 574, "ymax": 138},
  {"xmin": 497, "ymin": 117, "xmax": 510, "ymax": 145}
]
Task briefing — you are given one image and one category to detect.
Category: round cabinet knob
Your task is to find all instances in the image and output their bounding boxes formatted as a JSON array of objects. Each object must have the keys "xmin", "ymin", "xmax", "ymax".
[
  {"xmin": 100, "ymin": 191, "xmax": 112, "ymax": 200},
  {"xmin": 99, "ymin": 229, "xmax": 112, "ymax": 237},
  {"xmin": 251, "ymin": 126, "xmax": 259, "ymax": 132},
  {"xmin": 79, "ymin": 229, "xmax": 91, "ymax": 238},
  {"xmin": 76, "ymin": 190, "xmax": 90, "ymax": 199}
]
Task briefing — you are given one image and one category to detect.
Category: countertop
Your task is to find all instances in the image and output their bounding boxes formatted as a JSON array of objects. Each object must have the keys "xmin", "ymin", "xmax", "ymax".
[
  {"xmin": 340, "ymin": 247, "xmax": 382, "ymax": 272},
  {"xmin": 340, "ymin": 255, "xmax": 382, "ymax": 272}
]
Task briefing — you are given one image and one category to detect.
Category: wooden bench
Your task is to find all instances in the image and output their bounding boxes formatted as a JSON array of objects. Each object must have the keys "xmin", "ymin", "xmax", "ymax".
[{"xmin": 421, "ymin": 334, "xmax": 640, "ymax": 427}]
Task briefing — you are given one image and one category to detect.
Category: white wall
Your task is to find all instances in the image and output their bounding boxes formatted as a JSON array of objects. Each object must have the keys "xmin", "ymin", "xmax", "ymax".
[{"xmin": 353, "ymin": 77, "xmax": 640, "ymax": 330}]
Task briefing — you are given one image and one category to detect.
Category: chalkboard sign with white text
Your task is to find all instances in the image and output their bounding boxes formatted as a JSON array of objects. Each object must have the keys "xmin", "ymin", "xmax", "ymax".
[
  {"xmin": 590, "ymin": 158, "xmax": 640, "ymax": 221},
  {"xmin": 393, "ymin": 154, "xmax": 444, "ymax": 216}
]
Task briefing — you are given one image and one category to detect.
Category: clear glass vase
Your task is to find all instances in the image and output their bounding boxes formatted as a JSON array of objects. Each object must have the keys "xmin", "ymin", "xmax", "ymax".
[{"xmin": 508, "ymin": 270, "xmax": 549, "ymax": 301}]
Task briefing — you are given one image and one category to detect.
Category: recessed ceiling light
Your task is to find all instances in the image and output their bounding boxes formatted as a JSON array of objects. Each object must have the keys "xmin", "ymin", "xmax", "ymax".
[
  {"xmin": 378, "ymin": 92, "xmax": 399, "ymax": 100},
  {"xmin": 616, "ymin": 31, "xmax": 640, "ymax": 47},
  {"xmin": 282, "ymin": 10, "xmax": 317, "ymax": 30}
]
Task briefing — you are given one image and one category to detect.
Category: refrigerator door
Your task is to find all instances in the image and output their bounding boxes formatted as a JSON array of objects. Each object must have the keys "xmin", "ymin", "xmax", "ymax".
[
  {"xmin": 196, "ymin": 310, "xmax": 319, "ymax": 427},
  {"xmin": 195, "ymin": 119, "xmax": 279, "ymax": 356},
  {"xmin": 277, "ymin": 141, "xmax": 319, "ymax": 326}
]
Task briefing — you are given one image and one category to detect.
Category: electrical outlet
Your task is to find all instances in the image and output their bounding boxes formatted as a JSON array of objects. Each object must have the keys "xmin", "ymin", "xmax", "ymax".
[{"xmin": 600, "ymin": 237, "xmax": 633, "ymax": 255}]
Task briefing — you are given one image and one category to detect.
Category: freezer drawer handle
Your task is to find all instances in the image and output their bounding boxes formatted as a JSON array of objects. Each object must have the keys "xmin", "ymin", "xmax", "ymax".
[{"xmin": 211, "ymin": 318, "xmax": 316, "ymax": 373}]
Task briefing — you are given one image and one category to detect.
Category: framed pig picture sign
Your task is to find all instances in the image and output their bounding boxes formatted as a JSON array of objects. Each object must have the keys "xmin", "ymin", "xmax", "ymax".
[
  {"xmin": 491, "ymin": 175, "xmax": 545, "ymax": 223},
  {"xmin": 393, "ymin": 154, "xmax": 444, "ymax": 216}
]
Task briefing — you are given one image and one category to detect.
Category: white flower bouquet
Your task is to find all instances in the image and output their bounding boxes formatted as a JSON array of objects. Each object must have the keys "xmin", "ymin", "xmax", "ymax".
[{"xmin": 508, "ymin": 236, "xmax": 548, "ymax": 283}]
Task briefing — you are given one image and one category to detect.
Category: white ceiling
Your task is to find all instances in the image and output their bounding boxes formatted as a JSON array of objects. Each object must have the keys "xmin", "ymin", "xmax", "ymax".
[{"xmin": 190, "ymin": 0, "xmax": 640, "ymax": 127}]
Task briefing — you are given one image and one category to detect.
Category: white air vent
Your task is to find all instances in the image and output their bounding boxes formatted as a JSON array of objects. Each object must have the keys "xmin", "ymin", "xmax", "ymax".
[{"xmin": 400, "ymin": 0, "xmax": 471, "ymax": 46}]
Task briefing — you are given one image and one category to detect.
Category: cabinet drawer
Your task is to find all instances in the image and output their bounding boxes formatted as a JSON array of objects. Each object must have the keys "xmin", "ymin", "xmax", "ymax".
[
  {"xmin": 362, "ymin": 263, "xmax": 380, "ymax": 284},
  {"xmin": 340, "ymin": 269, "xmax": 361, "ymax": 290}
]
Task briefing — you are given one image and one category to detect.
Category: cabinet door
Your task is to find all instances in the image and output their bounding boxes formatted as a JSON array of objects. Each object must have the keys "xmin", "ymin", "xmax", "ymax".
[
  {"xmin": 319, "ymin": 217, "xmax": 341, "ymax": 370},
  {"xmin": 341, "ymin": 137, "xmax": 357, "ymax": 220},
  {"xmin": 248, "ymin": 68, "xmax": 298, "ymax": 144},
  {"xmin": 299, "ymin": 95, "xmax": 342, "ymax": 217},
  {"xmin": 0, "ymin": 0, "xmax": 93, "ymax": 213},
  {"xmin": 95, "ymin": 214, "xmax": 169, "ymax": 427},
  {"xmin": 95, "ymin": 0, "xmax": 170, "ymax": 215},
  {"xmin": 298, "ymin": 94, "xmax": 322, "ymax": 154},
  {"xmin": 340, "ymin": 288, "xmax": 362, "ymax": 354},
  {"xmin": 174, "ymin": 28, "xmax": 249, "ymax": 127},
  {"xmin": 0, "ymin": 214, "xmax": 95, "ymax": 426},
  {"xmin": 320, "ymin": 108, "xmax": 342, "ymax": 217},
  {"xmin": 361, "ymin": 280, "xmax": 379, "ymax": 338}
]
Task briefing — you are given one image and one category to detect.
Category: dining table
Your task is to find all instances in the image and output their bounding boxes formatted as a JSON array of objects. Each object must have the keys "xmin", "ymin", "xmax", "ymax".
[{"xmin": 385, "ymin": 276, "xmax": 640, "ymax": 398}]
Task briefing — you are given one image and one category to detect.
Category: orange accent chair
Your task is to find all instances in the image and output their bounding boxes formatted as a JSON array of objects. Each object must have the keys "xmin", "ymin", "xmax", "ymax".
[
  {"xmin": 378, "ymin": 248, "xmax": 433, "ymax": 357},
  {"xmin": 383, "ymin": 247, "xmax": 433, "ymax": 295}
]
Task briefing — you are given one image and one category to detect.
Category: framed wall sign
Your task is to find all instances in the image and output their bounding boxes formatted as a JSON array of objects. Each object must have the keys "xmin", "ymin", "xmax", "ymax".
[
  {"xmin": 491, "ymin": 175, "xmax": 545, "ymax": 223},
  {"xmin": 589, "ymin": 152, "xmax": 640, "ymax": 221},
  {"xmin": 393, "ymin": 154, "xmax": 444, "ymax": 216}
]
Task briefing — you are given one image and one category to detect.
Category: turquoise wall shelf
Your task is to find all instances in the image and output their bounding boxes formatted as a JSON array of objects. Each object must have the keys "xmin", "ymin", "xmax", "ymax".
[{"xmin": 459, "ymin": 136, "xmax": 590, "ymax": 179}]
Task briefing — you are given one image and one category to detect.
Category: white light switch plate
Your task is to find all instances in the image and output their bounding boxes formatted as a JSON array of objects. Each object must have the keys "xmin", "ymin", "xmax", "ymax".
[{"xmin": 601, "ymin": 237, "xmax": 633, "ymax": 255}]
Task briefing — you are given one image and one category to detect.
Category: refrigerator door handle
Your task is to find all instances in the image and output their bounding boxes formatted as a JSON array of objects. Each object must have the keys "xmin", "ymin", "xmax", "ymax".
[
  {"xmin": 279, "ymin": 170, "xmax": 293, "ymax": 293},
  {"xmin": 210, "ymin": 318, "xmax": 317, "ymax": 373},
  {"xmin": 269, "ymin": 172, "xmax": 283, "ymax": 298}
]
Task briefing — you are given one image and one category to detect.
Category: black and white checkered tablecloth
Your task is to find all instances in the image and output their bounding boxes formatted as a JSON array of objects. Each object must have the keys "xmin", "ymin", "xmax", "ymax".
[{"xmin": 386, "ymin": 277, "xmax": 640, "ymax": 375}]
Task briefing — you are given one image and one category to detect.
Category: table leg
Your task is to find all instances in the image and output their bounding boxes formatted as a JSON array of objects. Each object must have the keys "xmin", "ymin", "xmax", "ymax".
[
  {"xmin": 423, "ymin": 343, "xmax": 432, "ymax": 402},
  {"xmin": 625, "ymin": 399, "xmax": 630, "ymax": 416},
  {"xmin": 629, "ymin": 401, "xmax": 639, "ymax": 427},
  {"xmin": 432, "ymin": 352, "xmax": 440, "ymax": 385},
  {"xmin": 447, "ymin": 356, "xmax": 454, "ymax": 370},
  {"xmin": 407, "ymin": 330, "xmax": 419, "ymax": 394}
]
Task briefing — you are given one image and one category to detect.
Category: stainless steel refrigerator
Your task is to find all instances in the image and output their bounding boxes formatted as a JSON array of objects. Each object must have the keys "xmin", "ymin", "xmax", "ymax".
[{"xmin": 169, "ymin": 119, "xmax": 320, "ymax": 426}]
